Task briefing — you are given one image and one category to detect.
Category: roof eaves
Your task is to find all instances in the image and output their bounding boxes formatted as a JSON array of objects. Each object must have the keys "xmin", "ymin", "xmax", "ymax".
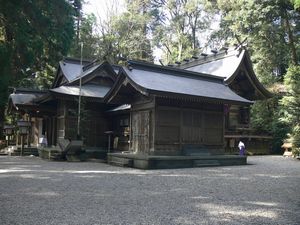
[
  {"xmin": 121, "ymin": 66, "xmax": 150, "ymax": 95},
  {"xmin": 150, "ymin": 90, "xmax": 253, "ymax": 106}
]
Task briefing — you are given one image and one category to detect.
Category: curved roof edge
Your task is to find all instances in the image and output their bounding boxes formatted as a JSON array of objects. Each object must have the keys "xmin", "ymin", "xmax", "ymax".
[
  {"xmin": 181, "ymin": 47, "xmax": 272, "ymax": 100},
  {"xmin": 105, "ymin": 63, "xmax": 252, "ymax": 105},
  {"xmin": 225, "ymin": 49, "xmax": 272, "ymax": 99},
  {"xmin": 242, "ymin": 51, "xmax": 273, "ymax": 99}
]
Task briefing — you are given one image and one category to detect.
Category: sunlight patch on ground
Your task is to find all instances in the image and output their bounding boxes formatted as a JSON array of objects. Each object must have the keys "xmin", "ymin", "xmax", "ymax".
[
  {"xmin": 28, "ymin": 191, "xmax": 60, "ymax": 197},
  {"xmin": 19, "ymin": 174, "xmax": 50, "ymax": 179},
  {"xmin": 0, "ymin": 169, "xmax": 32, "ymax": 173},
  {"xmin": 77, "ymin": 175, "xmax": 99, "ymax": 178},
  {"xmin": 255, "ymin": 174, "xmax": 289, "ymax": 178},
  {"xmin": 190, "ymin": 195, "xmax": 210, "ymax": 200},
  {"xmin": 65, "ymin": 170, "xmax": 149, "ymax": 175},
  {"xmin": 198, "ymin": 203, "xmax": 278, "ymax": 220},
  {"xmin": 158, "ymin": 174, "xmax": 198, "ymax": 177},
  {"xmin": 245, "ymin": 201, "xmax": 279, "ymax": 207}
]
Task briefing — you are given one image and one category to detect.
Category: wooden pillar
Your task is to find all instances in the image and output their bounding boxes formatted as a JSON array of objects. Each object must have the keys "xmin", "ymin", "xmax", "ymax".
[
  {"xmin": 20, "ymin": 135, "xmax": 24, "ymax": 156},
  {"xmin": 47, "ymin": 117, "xmax": 52, "ymax": 146},
  {"xmin": 16, "ymin": 132, "xmax": 19, "ymax": 147},
  {"xmin": 51, "ymin": 117, "xmax": 56, "ymax": 146},
  {"xmin": 27, "ymin": 115, "xmax": 31, "ymax": 147}
]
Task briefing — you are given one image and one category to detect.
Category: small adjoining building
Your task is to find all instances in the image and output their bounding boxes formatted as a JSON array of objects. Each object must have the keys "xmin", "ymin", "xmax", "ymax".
[
  {"xmin": 6, "ymin": 46, "xmax": 271, "ymax": 168},
  {"xmin": 178, "ymin": 47, "xmax": 272, "ymax": 154}
]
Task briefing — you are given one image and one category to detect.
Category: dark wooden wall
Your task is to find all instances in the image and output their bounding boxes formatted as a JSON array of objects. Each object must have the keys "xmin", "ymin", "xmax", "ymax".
[
  {"xmin": 128, "ymin": 96, "xmax": 225, "ymax": 155},
  {"xmin": 111, "ymin": 114, "xmax": 130, "ymax": 152},
  {"xmin": 154, "ymin": 105, "xmax": 224, "ymax": 155},
  {"xmin": 56, "ymin": 99, "xmax": 110, "ymax": 148}
]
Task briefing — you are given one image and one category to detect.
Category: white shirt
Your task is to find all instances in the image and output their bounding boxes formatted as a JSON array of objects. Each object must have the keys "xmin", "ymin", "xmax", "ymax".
[{"xmin": 238, "ymin": 141, "xmax": 245, "ymax": 149}]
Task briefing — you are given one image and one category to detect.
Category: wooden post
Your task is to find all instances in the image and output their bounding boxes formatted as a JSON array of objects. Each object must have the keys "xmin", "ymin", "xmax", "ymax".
[
  {"xmin": 108, "ymin": 134, "xmax": 111, "ymax": 153},
  {"xmin": 27, "ymin": 115, "xmax": 31, "ymax": 147},
  {"xmin": 21, "ymin": 135, "xmax": 24, "ymax": 156}
]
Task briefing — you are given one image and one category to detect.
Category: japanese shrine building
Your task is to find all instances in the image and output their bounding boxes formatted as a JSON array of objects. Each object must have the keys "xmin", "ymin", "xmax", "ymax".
[{"xmin": 7, "ymin": 46, "xmax": 271, "ymax": 169}]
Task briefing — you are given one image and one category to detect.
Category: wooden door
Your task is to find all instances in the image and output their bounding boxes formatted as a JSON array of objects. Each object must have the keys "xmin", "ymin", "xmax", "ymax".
[
  {"xmin": 181, "ymin": 110, "xmax": 203, "ymax": 144},
  {"xmin": 203, "ymin": 112, "xmax": 223, "ymax": 145},
  {"xmin": 131, "ymin": 111, "xmax": 150, "ymax": 153}
]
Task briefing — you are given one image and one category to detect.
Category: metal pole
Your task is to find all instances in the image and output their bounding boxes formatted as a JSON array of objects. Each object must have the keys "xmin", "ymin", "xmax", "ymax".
[{"xmin": 77, "ymin": 42, "xmax": 83, "ymax": 139}]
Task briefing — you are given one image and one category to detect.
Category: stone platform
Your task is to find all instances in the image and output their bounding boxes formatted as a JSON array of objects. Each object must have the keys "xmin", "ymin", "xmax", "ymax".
[{"xmin": 107, "ymin": 153, "xmax": 247, "ymax": 169}]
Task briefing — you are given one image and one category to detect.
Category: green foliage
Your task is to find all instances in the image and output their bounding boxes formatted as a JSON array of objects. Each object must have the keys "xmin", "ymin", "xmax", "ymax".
[
  {"xmin": 281, "ymin": 65, "xmax": 300, "ymax": 124},
  {"xmin": 251, "ymin": 100, "xmax": 275, "ymax": 132},
  {"xmin": 0, "ymin": 0, "xmax": 79, "ymax": 130},
  {"xmin": 291, "ymin": 125, "xmax": 300, "ymax": 148},
  {"xmin": 280, "ymin": 65, "xmax": 300, "ymax": 149},
  {"xmin": 251, "ymin": 97, "xmax": 290, "ymax": 152},
  {"xmin": 110, "ymin": 0, "xmax": 154, "ymax": 61},
  {"xmin": 213, "ymin": 0, "xmax": 300, "ymax": 152},
  {"xmin": 69, "ymin": 13, "xmax": 100, "ymax": 59},
  {"xmin": 291, "ymin": 0, "xmax": 300, "ymax": 9},
  {"xmin": 215, "ymin": 0, "xmax": 300, "ymax": 84},
  {"xmin": 0, "ymin": 44, "xmax": 11, "ymax": 124},
  {"xmin": 0, "ymin": 0, "xmax": 76, "ymax": 79}
]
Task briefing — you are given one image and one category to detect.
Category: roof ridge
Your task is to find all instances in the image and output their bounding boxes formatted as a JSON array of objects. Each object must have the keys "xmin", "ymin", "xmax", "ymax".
[
  {"xmin": 178, "ymin": 47, "xmax": 243, "ymax": 69},
  {"xmin": 82, "ymin": 59, "xmax": 100, "ymax": 72},
  {"xmin": 13, "ymin": 88, "xmax": 48, "ymax": 94},
  {"xmin": 127, "ymin": 59, "xmax": 225, "ymax": 82},
  {"xmin": 62, "ymin": 57, "xmax": 93, "ymax": 64}
]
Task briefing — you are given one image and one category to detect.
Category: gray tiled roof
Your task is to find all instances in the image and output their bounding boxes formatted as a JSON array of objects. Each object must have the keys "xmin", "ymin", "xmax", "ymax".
[
  {"xmin": 9, "ymin": 92, "xmax": 45, "ymax": 106},
  {"xmin": 183, "ymin": 49, "xmax": 244, "ymax": 80},
  {"xmin": 59, "ymin": 61, "xmax": 82, "ymax": 82},
  {"xmin": 122, "ymin": 62, "xmax": 252, "ymax": 104},
  {"xmin": 50, "ymin": 84, "xmax": 110, "ymax": 98},
  {"xmin": 68, "ymin": 64, "xmax": 100, "ymax": 83}
]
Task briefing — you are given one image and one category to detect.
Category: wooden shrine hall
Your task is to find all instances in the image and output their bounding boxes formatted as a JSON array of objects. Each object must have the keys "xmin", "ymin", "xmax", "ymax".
[{"xmin": 6, "ymin": 46, "xmax": 271, "ymax": 169}]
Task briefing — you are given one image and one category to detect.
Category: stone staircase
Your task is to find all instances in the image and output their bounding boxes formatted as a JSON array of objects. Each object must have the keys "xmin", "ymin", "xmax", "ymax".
[
  {"xmin": 108, "ymin": 156, "xmax": 133, "ymax": 167},
  {"xmin": 38, "ymin": 148, "xmax": 64, "ymax": 160},
  {"xmin": 10, "ymin": 147, "xmax": 39, "ymax": 156}
]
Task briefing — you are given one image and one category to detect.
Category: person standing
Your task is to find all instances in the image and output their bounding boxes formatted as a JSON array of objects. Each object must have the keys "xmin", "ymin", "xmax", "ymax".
[{"xmin": 238, "ymin": 141, "xmax": 246, "ymax": 156}]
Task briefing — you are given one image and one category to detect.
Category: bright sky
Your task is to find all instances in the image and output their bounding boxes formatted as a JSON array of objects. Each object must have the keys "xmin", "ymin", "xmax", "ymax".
[
  {"xmin": 82, "ymin": 0, "xmax": 219, "ymax": 62},
  {"xmin": 83, "ymin": 0, "xmax": 125, "ymax": 20},
  {"xmin": 83, "ymin": 0, "xmax": 162, "ymax": 62}
]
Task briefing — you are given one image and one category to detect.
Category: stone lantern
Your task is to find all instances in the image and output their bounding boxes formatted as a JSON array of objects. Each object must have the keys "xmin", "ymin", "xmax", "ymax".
[
  {"xmin": 17, "ymin": 120, "xmax": 31, "ymax": 155},
  {"xmin": 3, "ymin": 125, "xmax": 14, "ymax": 146}
]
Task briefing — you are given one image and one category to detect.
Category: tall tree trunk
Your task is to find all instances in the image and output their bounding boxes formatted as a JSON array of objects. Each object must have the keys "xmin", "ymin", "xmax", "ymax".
[{"xmin": 284, "ymin": 9, "xmax": 298, "ymax": 65}]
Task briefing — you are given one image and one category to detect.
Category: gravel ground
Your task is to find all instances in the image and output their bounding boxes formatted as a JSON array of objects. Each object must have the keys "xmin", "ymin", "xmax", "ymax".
[{"xmin": 0, "ymin": 155, "xmax": 299, "ymax": 225}]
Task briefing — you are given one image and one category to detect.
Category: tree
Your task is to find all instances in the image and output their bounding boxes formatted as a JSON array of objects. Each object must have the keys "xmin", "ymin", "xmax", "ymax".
[
  {"xmin": 215, "ymin": 0, "xmax": 299, "ymax": 83},
  {"xmin": 69, "ymin": 13, "xmax": 100, "ymax": 59},
  {"xmin": 280, "ymin": 65, "xmax": 300, "ymax": 153},
  {"xmin": 0, "ymin": 0, "xmax": 78, "ymax": 131},
  {"xmin": 211, "ymin": 0, "xmax": 300, "ymax": 152},
  {"xmin": 110, "ymin": 0, "xmax": 155, "ymax": 61},
  {"xmin": 153, "ymin": 0, "xmax": 214, "ymax": 63}
]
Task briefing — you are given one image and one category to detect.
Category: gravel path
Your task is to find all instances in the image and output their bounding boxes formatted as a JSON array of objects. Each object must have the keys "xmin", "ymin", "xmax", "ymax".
[{"xmin": 0, "ymin": 155, "xmax": 299, "ymax": 225}]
